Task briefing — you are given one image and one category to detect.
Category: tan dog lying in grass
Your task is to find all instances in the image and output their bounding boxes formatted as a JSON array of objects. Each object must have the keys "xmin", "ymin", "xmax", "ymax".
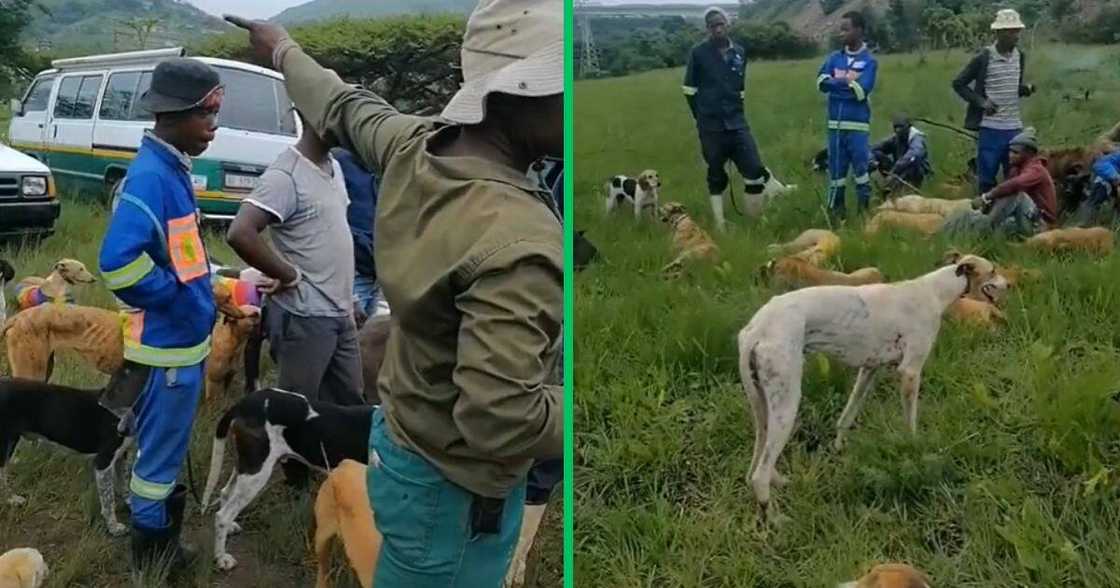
[
  {"xmin": 1020, "ymin": 227, "xmax": 1114, "ymax": 256},
  {"xmin": 314, "ymin": 459, "xmax": 380, "ymax": 588},
  {"xmin": 945, "ymin": 296, "xmax": 1007, "ymax": 329},
  {"xmin": 766, "ymin": 229, "xmax": 840, "ymax": 267},
  {"xmin": 877, "ymin": 194, "xmax": 971, "ymax": 216},
  {"xmin": 3, "ymin": 304, "xmax": 123, "ymax": 381},
  {"xmin": 864, "ymin": 210, "xmax": 945, "ymax": 236},
  {"xmin": 761, "ymin": 257, "xmax": 884, "ymax": 290},
  {"xmin": 939, "ymin": 250, "xmax": 1019, "ymax": 329},
  {"xmin": 0, "ymin": 547, "xmax": 48, "ymax": 588},
  {"xmin": 12, "ymin": 258, "xmax": 96, "ymax": 312},
  {"xmin": 205, "ymin": 307, "xmax": 261, "ymax": 401},
  {"xmin": 659, "ymin": 201, "xmax": 720, "ymax": 278},
  {"xmin": 838, "ymin": 563, "xmax": 931, "ymax": 588}
]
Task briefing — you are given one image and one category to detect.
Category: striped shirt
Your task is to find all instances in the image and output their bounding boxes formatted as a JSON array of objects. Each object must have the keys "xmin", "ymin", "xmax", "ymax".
[{"xmin": 981, "ymin": 45, "xmax": 1022, "ymax": 130}]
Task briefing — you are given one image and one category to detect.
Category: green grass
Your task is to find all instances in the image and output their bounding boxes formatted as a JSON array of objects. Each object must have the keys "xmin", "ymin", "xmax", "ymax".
[
  {"xmin": 0, "ymin": 198, "xmax": 562, "ymax": 587},
  {"xmin": 574, "ymin": 45, "xmax": 1120, "ymax": 587}
]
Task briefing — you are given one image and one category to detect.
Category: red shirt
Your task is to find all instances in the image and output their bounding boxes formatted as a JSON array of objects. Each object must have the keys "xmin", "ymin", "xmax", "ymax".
[{"xmin": 988, "ymin": 155, "xmax": 1058, "ymax": 226}]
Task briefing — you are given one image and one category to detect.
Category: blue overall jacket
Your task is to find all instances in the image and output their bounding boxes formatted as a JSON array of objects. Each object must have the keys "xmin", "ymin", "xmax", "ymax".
[
  {"xmin": 817, "ymin": 44, "xmax": 878, "ymax": 133},
  {"xmin": 98, "ymin": 132, "xmax": 215, "ymax": 367},
  {"xmin": 1092, "ymin": 151, "xmax": 1120, "ymax": 184}
]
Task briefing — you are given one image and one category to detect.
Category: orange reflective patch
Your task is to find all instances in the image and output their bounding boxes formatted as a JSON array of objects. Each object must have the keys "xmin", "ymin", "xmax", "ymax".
[
  {"xmin": 121, "ymin": 311, "xmax": 144, "ymax": 347},
  {"xmin": 167, "ymin": 213, "xmax": 209, "ymax": 283}
]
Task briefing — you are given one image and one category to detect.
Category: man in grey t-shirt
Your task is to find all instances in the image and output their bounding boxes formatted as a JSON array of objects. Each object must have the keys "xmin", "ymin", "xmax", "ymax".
[{"xmin": 226, "ymin": 110, "xmax": 364, "ymax": 410}]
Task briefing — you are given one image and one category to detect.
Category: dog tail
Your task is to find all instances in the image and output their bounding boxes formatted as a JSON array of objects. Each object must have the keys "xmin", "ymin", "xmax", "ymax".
[
  {"xmin": 737, "ymin": 326, "xmax": 762, "ymax": 399},
  {"xmin": 201, "ymin": 406, "xmax": 237, "ymax": 513}
]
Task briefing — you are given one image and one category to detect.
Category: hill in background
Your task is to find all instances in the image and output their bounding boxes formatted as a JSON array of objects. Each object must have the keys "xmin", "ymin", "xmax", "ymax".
[
  {"xmin": 271, "ymin": 0, "xmax": 476, "ymax": 25},
  {"xmin": 20, "ymin": 0, "xmax": 228, "ymax": 56}
]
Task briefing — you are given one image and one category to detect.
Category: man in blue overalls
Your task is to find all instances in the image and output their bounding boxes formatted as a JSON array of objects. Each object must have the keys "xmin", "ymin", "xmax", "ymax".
[
  {"xmin": 817, "ymin": 11, "xmax": 878, "ymax": 220},
  {"xmin": 683, "ymin": 7, "xmax": 793, "ymax": 231},
  {"xmin": 98, "ymin": 58, "xmax": 221, "ymax": 574}
]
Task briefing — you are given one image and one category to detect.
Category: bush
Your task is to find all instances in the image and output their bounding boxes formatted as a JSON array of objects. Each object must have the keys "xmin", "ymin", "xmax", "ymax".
[
  {"xmin": 730, "ymin": 21, "xmax": 818, "ymax": 60},
  {"xmin": 191, "ymin": 15, "xmax": 464, "ymax": 116},
  {"xmin": 1068, "ymin": 5, "xmax": 1120, "ymax": 43}
]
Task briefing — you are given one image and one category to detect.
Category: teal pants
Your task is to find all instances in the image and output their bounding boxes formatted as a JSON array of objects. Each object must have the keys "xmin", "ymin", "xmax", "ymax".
[{"xmin": 367, "ymin": 409, "xmax": 526, "ymax": 587}]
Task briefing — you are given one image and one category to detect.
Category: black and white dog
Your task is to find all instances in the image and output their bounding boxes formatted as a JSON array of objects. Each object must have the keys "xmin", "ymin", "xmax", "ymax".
[
  {"xmin": 200, "ymin": 388, "xmax": 375, "ymax": 570},
  {"xmin": 605, "ymin": 169, "xmax": 661, "ymax": 219},
  {"xmin": 0, "ymin": 376, "xmax": 133, "ymax": 536}
]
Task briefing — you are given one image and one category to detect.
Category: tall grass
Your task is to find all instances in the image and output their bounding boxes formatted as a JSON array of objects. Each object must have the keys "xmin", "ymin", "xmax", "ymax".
[{"xmin": 574, "ymin": 45, "xmax": 1120, "ymax": 587}]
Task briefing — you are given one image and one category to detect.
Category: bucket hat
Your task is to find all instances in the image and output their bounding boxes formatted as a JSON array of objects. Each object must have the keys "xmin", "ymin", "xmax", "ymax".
[
  {"xmin": 440, "ymin": 0, "xmax": 562, "ymax": 125},
  {"xmin": 137, "ymin": 58, "xmax": 224, "ymax": 114},
  {"xmin": 991, "ymin": 9, "xmax": 1025, "ymax": 31}
]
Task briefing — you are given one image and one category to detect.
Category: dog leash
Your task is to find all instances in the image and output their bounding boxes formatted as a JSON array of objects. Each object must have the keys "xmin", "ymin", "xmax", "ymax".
[
  {"xmin": 186, "ymin": 447, "xmax": 202, "ymax": 506},
  {"xmin": 885, "ymin": 172, "xmax": 925, "ymax": 197},
  {"xmin": 320, "ymin": 442, "xmax": 333, "ymax": 476},
  {"xmin": 726, "ymin": 162, "xmax": 745, "ymax": 217},
  {"xmin": 914, "ymin": 117, "xmax": 978, "ymax": 142}
]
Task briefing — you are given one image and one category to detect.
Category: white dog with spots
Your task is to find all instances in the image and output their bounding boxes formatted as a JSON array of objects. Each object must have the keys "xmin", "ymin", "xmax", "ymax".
[
  {"xmin": 200, "ymin": 388, "xmax": 375, "ymax": 571},
  {"xmin": 737, "ymin": 255, "xmax": 1004, "ymax": 523}
]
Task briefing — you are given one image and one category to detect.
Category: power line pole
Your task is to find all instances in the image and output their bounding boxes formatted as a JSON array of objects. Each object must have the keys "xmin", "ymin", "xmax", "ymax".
[{"xmin": 575, "ymin": 0, "xmax": 601, "ymax": 78}]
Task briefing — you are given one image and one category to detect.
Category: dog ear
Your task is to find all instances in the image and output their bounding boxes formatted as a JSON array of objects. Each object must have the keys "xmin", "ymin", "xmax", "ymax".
[
  {"xmin": 637, "ymin": 176, "xmax": 651, "ymax": 191},
  {"xmin": 955, "ymin": 257, "xmax": 980, "ymax": 277}
]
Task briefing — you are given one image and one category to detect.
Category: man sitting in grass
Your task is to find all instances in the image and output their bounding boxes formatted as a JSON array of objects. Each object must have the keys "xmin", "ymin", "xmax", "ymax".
[
  {"xmin": 944, "ymin": 128, "xmax": 1056, "ymax": 238},
  {"xmin": 871, "ymin": 114, "xmax": 931, "ymax": 195}
]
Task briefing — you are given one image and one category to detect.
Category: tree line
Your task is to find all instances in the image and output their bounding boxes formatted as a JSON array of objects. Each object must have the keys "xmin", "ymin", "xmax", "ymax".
[
  {"xmin": 1, "ymin": 6, "xmax": 465, "ymax": 118},
  {"xmin": 576, "ymin": 0, "xmax": 1120, "ymax": 79}
]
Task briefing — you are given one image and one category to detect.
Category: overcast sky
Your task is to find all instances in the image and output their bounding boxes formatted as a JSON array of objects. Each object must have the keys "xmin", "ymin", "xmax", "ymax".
[
  {"xmin": 592, "ymin": 0, "xmax": 738, "ymax": 4},
  {"xmin": 186, "ymin": 0, "xmax": 307, "ymax": 20}
]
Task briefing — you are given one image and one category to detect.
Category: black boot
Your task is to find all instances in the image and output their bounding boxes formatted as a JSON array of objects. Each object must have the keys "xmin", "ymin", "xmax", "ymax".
[{"xmin": 130, "ymin": 484, "xmax": 196, "ymax": 576}]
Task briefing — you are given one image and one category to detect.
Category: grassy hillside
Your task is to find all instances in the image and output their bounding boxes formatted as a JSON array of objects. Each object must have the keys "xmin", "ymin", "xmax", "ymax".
[
  {"xmin": 271, "ymin": 0, "xmax": 475, "ymax": 25},
  {"xmin": 21, "ymin": 0, "xmax": 227, "ymax": 56},
  {"xmin": 574, "ymin": 45, "xmax": 1120, "ymax": 587},
  {"xmin": 0, "ymin": 200, "xmax": 562, "ymax": 587}
]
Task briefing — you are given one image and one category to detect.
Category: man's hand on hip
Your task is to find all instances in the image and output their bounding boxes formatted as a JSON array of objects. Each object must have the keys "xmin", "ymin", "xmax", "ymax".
[{"xmin": 224, "ymin": 14, "xmax": 294, "ymax": 68}]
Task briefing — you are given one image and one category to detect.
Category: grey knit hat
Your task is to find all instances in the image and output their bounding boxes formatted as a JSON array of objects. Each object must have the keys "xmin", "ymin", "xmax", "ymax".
[{"xmin": 1009, "ymin": 127, "xmax": 1039, "ymax": 152}]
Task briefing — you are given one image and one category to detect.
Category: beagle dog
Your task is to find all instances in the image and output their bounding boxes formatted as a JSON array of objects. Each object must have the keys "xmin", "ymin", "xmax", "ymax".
[{"xmin": 606, "ymin": 169, "xmax": 661, "ymax": 220}]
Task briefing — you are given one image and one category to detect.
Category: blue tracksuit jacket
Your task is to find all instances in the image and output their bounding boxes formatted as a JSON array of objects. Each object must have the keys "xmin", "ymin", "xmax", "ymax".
[
  {"xmin": 99, "ymin": 132, "xmax": 216, "ymax": 367},
  {"xmin": 817, "ymin": 44, "xmax": 878, "ymax": 132}
]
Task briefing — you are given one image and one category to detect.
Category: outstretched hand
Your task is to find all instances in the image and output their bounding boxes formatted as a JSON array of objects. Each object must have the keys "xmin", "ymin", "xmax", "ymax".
[{"xmin": 223, "ymin": 14, "xmax": 293, "ymax": 68}]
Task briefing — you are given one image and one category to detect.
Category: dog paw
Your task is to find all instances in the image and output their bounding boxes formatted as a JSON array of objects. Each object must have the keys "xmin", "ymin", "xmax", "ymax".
[
  {"xmin": 6, "ymin": 495, "xmax": 26, "ymax": 507},
  {"xmin": 230, "ymin": 522, "xmax": 242, "ymax": 535},
  {"xmin": 107, "ymin": 521, "xmax": 128, "ymax": 537},
  {"xmin": 772, "ymin": 472, "xmax": 790, "ymax": 488},
  {"xmin": 216, "ymin": 553, "xmax": 238, "ymax": 571}
]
